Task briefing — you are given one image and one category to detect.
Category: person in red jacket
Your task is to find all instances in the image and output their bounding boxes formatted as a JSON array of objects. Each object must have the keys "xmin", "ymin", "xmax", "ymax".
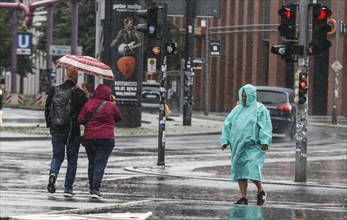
[{"xmin": 77, "ymin": 84, "xmax": 122, "ymax": 199}]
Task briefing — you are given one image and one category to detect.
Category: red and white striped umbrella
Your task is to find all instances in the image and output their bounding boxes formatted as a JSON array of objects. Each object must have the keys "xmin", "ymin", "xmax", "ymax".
[{"xmin": 56, "ymin": 55, "xmax": 115, "ymax": 81}]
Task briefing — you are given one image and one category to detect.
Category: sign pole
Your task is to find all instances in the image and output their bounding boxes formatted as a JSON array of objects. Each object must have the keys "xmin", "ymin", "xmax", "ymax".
[
  {"xmin": 183, "ymin": 0, "xmax": 195, "ymax": 126},
  {"xmin": 295, "ymin": 0, "xmax": 309, "ymax": 182},
  {"xmin": 157, "ymin": 3, "xmax": 168, "ymax": 166},
  {"xmin": 332, "ymin": 0, "xmax": 341, "ymax": 125},
  {"xmin": 201, "ymin": 19, "xmax": 209, "ymax": 116}
]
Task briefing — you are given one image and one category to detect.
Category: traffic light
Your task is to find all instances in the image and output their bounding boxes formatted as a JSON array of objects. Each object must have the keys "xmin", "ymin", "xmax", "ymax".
[
  {"xmin": 298, "ymin": 72, "xmax": 308, "ymax": 104},
  {"xmin": 136, "ymin": 7, "xmax": 159, "ymax": 39},
  {"xmin": 278, "ymin": 5, "xmax": 297, "ymax": 39},
  {"xmin": 271, "ymin": 44, "xmax": 294, "ymax": 62},
  {"xmin": 311, "ymin": 4, "xmax": 332, "ymax": 55},
  {"xmin": 150, "ymin": 43, "xmax": 177, "ymax": 56},
  {"xmin": 165, "ymin": 42, "xmax": 177, "ymax": 55},
  {"xmin": 151, "ymin": 46, "xmax": 161, "ymax": 55}
]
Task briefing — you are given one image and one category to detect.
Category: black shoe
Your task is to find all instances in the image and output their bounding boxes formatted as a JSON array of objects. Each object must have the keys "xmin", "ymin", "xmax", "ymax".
[
  {"xmin": 257, "ymin": 191, "xmax": 266, "ymax": 205},
  {"xmin": 234, "ymin": 197, "xmax": 248, "ymax": 205},
  {"xmin": 47, "ymin": 174, "xmax": 56, "ymax": 193}
]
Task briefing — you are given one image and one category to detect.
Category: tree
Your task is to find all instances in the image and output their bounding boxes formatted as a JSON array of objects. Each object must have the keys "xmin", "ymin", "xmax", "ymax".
[
  {"xmin": 35, "ymin": 0, "xmax": 96, "ymax": 57},
  {"xmin": 0, "ymin": 6, "xmax": 35, "ymax": 94},
  {"xmin": 0, "ymin": 9, "xmax": 12, "ymax": 71}
]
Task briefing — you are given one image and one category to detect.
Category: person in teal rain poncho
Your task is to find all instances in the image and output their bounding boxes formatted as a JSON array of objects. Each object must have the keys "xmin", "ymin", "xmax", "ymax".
[{"xmin": 220, "ymin": 84, "xmax": 272, "ymax": 206}]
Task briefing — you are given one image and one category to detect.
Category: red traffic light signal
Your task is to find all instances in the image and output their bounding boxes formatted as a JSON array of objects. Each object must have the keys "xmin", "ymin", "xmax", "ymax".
[
  {"xmin": 151, "ymin": 46, "xmax": 161, "ymax": 55},
  {"xmin": 278, "ymin": 5, "xmax": 297, "ymax": 39},
  {"xmin": 313, "ymin": 6, "xmax": 332, "ymax": 21},
  {"xmin": 311, "ymin": 4, "xmax": 332, "ymax": 55},
  {"xmin": 278, "ymin": 7, "xmax": 294, "ymax": 20}
]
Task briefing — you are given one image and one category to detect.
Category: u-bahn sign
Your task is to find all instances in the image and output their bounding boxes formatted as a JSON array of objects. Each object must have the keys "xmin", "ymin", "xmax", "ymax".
[{"xmin": 17, "ymin": 33, "xmax": 32, "ymax": 55}]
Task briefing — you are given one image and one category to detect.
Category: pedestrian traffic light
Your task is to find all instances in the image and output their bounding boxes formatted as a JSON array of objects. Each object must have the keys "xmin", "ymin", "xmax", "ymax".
[
  {"xmin": 136, "ymin": 7, "xmax": 159, "ymax": 39},
  {"xmin": 278, "ymin": 5, "xmax": 297, "ymax": 39},
  {"xmin": 150, "ymin": 43, "xmax": 177, "ymax": 56},
  {"xmin": 165, "ymin": 42, "xmax": 177, "ymax": 55},
  {"xmin": 298, "ymin": 72, "xmax": 308, "ymax": 104},
  {"xmin": 311, "ymin": 4, "xmax": 332, "ymax": 55},
  {"xmin": 151, "ymin": 46, "xmax": 161, "ymax": 55},
  {"xmin": 271, "ymin": 44, "xmax": 295, "ymax": 62}
]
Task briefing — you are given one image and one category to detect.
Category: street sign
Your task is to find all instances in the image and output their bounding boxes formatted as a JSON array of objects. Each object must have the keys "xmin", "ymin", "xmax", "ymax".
[
  {"xmin": 49, "ymin": 45, "xmax": 82, "ymax": 56},
  {"xmin": 209, "ymin": 40, "xmax": 221, "ymax": 56},
  {"xmin": 147, "ymin": 58, "xmax": 157, "ymax": 73},
  {"xmin": 331, "ymin": 61, "xmax": 343, "ymax": 72},
  {"xmin": 17, "ymin": 33, "xmax": 32, "ymax": 55},
  {"xmin": 193, "ymin": 58, "xmax": 205, "ymax": 63},
  {"xmin": 161, "ymin": 0, "xmax": 221, "ymax": 18}
]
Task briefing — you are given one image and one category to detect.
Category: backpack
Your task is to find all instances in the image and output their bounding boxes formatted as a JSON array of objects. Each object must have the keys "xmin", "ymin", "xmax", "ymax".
[{"xmin": 49, "ymin": 86, "xmax": 75, "ymax": 133}]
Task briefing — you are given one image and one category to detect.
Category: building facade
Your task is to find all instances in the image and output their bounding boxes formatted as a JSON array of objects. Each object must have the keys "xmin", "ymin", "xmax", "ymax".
[{"xmin": 171, "ymin": 0, "xmax": 346, "ymax": 116}]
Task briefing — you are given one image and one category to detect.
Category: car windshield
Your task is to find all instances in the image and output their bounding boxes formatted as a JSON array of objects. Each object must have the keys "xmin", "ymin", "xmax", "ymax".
[{"xmin": 257, "ymin": 91, "xmax": 287, "ymax": 104}]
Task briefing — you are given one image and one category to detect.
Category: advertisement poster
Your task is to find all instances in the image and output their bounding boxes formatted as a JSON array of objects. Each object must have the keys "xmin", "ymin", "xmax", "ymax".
[{"xmin": 109, "ymin": 0, "xmax": 142, "ymax": 105}]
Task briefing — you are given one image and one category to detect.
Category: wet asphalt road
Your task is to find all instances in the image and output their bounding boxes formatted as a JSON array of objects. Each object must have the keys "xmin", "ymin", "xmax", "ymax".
[{"xmin": 1, "ymin": 125, "xmax": 346, "ymax": 220}]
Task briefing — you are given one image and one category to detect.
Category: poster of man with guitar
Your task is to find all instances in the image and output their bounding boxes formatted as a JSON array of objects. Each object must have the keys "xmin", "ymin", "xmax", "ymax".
[
  {"xmin": 110, "ymin": 17, "xmax": 141, "ymax": 57},
  {"xmin": 106, "ymin": 1, "xmax": 144, "ymax": 127}
]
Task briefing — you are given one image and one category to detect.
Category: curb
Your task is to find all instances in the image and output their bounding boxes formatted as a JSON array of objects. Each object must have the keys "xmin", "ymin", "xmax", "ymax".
[{"xmin": 125, "ymin": 166, "xmax": 347, "ymax": 190}]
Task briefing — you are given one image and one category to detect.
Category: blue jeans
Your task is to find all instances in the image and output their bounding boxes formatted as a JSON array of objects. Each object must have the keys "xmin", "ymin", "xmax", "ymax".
[
  {"xmin": 83, "ymin": 139, "xmax": 115, "ymax": 192},
  {"xmin": 50, "ymin": 133, "xmax": 80, "ymax": 192}
]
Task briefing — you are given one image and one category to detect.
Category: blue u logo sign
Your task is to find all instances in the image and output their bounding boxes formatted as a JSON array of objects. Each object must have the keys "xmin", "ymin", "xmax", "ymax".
[{"xmin": 18, "ymin": 34, "xmax": 30, "ymax": 48}]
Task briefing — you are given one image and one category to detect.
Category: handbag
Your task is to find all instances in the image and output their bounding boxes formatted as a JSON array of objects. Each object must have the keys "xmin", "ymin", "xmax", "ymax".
[
  {"xmin": 81, "ymin": 100, "xmax": 107, "ymax": 146},
  {"xmin": 85, "ymin": 100, "xmax": 107, "ymax": 128}
]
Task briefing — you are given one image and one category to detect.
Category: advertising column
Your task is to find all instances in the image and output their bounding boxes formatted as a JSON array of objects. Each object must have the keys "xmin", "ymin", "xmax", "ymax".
[{"xmin": 105, "ymin": 0, "xmax": 143, "ymax": 127}]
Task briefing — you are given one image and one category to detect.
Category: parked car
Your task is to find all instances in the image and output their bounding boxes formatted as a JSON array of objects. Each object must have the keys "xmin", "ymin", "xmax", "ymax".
[
  {"xmin": 256, "ymin": 86, "xmax": 296, "ymax": 140},
  {"xmin": 142, "ymin": 82, "xmax": 160, "ymax": 112}
]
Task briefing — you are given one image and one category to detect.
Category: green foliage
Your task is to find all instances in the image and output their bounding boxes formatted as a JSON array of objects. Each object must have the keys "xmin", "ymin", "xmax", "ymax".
[
  {"xmin": 0, "ymin": 9, "xmax": 12, "ymax": 69},
  {"xmin": 0, "ymin": 5, "xmax": 34, "ymax": 79},
  {"xmin": 35, "ymin": 0, "xmax": 96, "ymax": 57}
]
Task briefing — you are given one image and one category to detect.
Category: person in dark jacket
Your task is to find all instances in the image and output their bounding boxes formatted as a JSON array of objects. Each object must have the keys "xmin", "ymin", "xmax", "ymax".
[
  {"xmin": 45, "ymin": 68, "xmax": 89, "ymax": 197},
  {"xmin": 77, "ymin": 84, "xmax": 122, "ymax": 199}
]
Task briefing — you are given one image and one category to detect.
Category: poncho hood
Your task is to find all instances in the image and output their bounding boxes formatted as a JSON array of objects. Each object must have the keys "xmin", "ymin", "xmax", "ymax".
[{"xmin": 238, "ymin": 84, "xmax": 257, "ymax": 107}]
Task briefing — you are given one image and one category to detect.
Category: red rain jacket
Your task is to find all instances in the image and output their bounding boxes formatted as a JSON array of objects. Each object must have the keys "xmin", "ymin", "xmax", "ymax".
[{"xmin": 78, "ymin": 84, "xmax": 122, "ymax": 140}]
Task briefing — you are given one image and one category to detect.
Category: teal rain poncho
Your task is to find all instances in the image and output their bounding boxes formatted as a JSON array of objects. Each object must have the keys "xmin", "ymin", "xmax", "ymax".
[{"xmin": 220, "ymin": 84, "xmax": 272, "ymax": 182}]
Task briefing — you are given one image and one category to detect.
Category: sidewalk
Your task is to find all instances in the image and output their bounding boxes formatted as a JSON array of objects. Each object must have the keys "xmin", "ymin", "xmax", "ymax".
[
  {"xmin": 0, "ymin": 108, "xmax": 225, "ymax": 140},
  {"xmin": 1, "ymin": 107, "xmax": 346, "ymax": 140}
]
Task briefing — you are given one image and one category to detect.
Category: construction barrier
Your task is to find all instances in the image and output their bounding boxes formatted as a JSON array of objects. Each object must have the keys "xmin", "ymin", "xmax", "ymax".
[
  {"xmin": 5, "ymin": 94, "xmax": 24, "ymax": 105},
  {"xmin": 36, "ymin": 94, "xmax": 47, "ymax": 106}
]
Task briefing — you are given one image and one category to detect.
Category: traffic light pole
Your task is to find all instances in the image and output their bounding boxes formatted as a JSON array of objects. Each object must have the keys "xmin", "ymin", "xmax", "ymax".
[
  {"xmin": 157, "ymin": 4, "xmax": 168, "ymax": 166},
  {"xmin": 332, "ymin": 0, "xmax": 342, "ymax": 125},
  {"xmin": 295, "ymin": 0, "xmax": 309, "ymax": 182},
  {"xmin": 183, "ymin": 0, "xmax": 195, "ymax": 126}
]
